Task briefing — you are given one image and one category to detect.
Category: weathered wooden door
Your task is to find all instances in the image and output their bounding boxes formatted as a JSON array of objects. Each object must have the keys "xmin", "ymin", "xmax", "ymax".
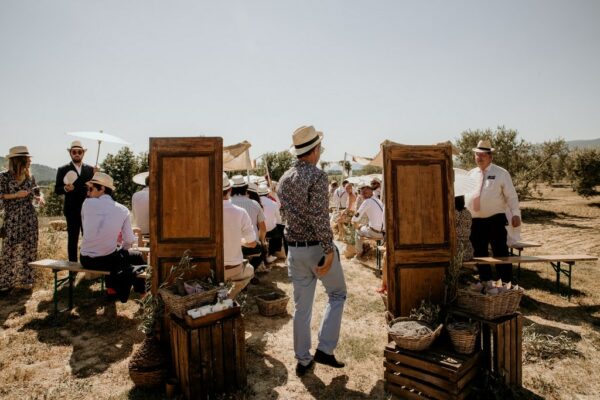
[
  {"xmin": 150, "ymin": 137, "xmax": 224, "ymax": 293},
  {"xmin": 384, "ymin": 144, "xmax": 455, "ymax": 317}
]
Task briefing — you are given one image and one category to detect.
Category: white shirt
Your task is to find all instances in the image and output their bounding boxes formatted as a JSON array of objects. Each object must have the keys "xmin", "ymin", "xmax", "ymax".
[
  {"xmin": 80, "ymin": 194, "xmax": 135, "ymax": 257},
  {"xmin": 260, "ymin": 196, "xmax": 280, "ymax": 232},
  {"xmin": 351, "ymin": 196, "xmax": 385, "ymax": 231},
  {"xmin": 231, "ymin": 195, "xmax": 265, "ymax": 238},
  {"xmin": 332, "ymin": 187, "xmax": 349, "ymax": 209},
  {"xmin": 131, "ymin": 187, "xmax": 150, "ymax": 234},
  {"xmin": 466, "ymin": 163, "xmax": 521, "ymax": 219},
  {"xmin": 223, "ymin": 199, "xmax": 256, "ymax": 266}
]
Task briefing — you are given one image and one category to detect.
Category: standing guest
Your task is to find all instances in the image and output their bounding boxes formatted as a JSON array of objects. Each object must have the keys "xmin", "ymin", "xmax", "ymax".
[
  {"xmin": 370, "ymin": 177, "xmax": 382, "ymax": 199},
  {"xmin": 222, "ymin": 174, "xmax": 256, "ymax": 298},
  {"xmin": 328, "ymin": 180, "xmax": 338, "ymax": 209},
  {"xmin": 131, "ymin": 173, "xmax": 150, "ymax": 237},
  {"xmin": 278, "ymin": 125, "xmax": 347, "ymax": 376},
  {"xmin": 230, "ymin": 176, "xmax": 266, "ymax": 271},
  {"xmin": 0, "ymin": 146, "xmax": 43, "ymax": 293},
  {"xmin": 55, "ymin": 141, "xmax": 95, "ymax": 262},
  {"xmin": 351, "ymin": 184, "xmax": 384, "ymax": 258},
  {"xmin": 466, "ymin": 140, "xmax": 521, "ymax": 283},
  {"xmin": 79, "ymin": 172, "xmax": 146, "ymax": 302}
]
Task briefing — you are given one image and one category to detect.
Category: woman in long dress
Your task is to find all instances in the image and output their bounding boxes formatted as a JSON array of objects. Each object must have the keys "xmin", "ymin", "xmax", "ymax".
[{"xmin": 0, "ymin": 146, "xmax": 42, "ymax": 292}]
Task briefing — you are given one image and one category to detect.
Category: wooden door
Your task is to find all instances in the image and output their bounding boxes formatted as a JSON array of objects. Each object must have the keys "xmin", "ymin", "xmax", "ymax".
[
  {"xmin": 384, "ymin": 144, "xmax": 455, "ymax": 317},
  {"xmin": 150, "ymin": 137, "xmax": 224, "ymax": 293}
]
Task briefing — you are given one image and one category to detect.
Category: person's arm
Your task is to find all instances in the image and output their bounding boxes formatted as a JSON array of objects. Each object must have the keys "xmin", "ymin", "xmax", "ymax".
[
  {"xmin": 121, "ymin": 212, "xmax": 136, "ymax": 249},
  {"xmin": 258, "ymin": 221, "xmax": 267, "ymax": 245},
  {"xmin": 241, "ymin": 210, "xmax": 257, "ymax": 248},
  {"xmin": 502, "ymin": 170, "xmax": 521, "ymax": 227},
  {"xmin": 351, "ymin": 200, "xmax": 368, "ymax": 225}
]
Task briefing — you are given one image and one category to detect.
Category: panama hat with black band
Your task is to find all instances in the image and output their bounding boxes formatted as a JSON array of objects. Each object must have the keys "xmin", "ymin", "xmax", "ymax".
[
  {"xmin": 6, "ymin": 145, "xmax": 32, "ymax": 158},
  {"xmin": 472, "ymin": 139, "xmax": 495, "ymax": 153},
  {"xmin": 291, "ymin": 125, "xmax": 323, "ymax": 156}
]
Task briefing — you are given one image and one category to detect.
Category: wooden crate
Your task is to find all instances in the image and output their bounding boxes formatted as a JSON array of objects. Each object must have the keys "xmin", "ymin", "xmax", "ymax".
[
  {"xmin": 169, "ymin": 306, "xmax": 246, "ymax": 400},
  {"xmin": 384, "ymin": 342, "xmax": 481, "ymax": 400},
  {"xmin": 480, "ymin": 313, "xmax": 522, "ymax": 387}
]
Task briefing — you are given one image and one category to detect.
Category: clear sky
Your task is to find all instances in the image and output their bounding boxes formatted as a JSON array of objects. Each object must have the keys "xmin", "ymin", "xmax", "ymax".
[{"xmin": 1, "ymin": 0, "xmax": 599, "ymax": 168}]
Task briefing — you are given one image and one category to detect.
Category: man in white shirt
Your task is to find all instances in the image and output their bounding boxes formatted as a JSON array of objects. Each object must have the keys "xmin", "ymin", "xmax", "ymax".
[
  {"xmin": 131, "ymin": 174, "xmax": 150, "ymax": 236},
  {"xmin": 79, "ymin": 172, "xmax": 146, "ymax": 302},
  {"xmin": 466, "ymin": 140, "xmax": 521, "ymax": 283},
  {"xmin": 222, "ymin": 174, "xmax": 256, "ymax": 298},
  {"xmin": 351, "ymin": 183, "xmax": 385, "ymax": 258},
  {"xmin": 370, "ymin": 177, "xmax": 382, "ymax": 199},
  {"xmin": 258, "ymin": 184, "xmax": 284, "ymax": 262}
]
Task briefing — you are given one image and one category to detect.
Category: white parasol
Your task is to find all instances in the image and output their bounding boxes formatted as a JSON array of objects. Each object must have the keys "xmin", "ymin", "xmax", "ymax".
[
  {"xmin": 66, "ymin": 131, "xmax": 130, "ymax": 166},
  {"xmin": 133, "ymin": 171, "xmax": 149, "ymax": 186},
  {"xmin": 454, "ymin": 168, "xmax": 478, "ymax": 196}
]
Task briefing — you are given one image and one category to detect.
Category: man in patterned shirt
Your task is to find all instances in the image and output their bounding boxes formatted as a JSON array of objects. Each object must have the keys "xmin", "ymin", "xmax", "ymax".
[{"xmin": 278, "ymin": 125, "xmax": 347, "ymax": 376}]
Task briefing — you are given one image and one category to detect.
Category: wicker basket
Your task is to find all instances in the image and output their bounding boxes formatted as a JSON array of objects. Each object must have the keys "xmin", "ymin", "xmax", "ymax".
[
  {"xmin": 158, "ymin": 283, "xmax": 218, "ymax": 319},
  {"xmin": 256, "ymin": 292, "xmax": 290, "ymax": 316},
  {"xmin": 456, "ymin": 287, "xmax": 524, "ymax": 320},
  {"xmin": 447, "ymin": 323, "xmax": 479, "ymax": 354},
  {"xmin": 387, "ymin": 317, "xmax": 443, "ymax": 351},
  {"xmin": 128, "ymin": 336, "xmax": 167, "ymax": 387}
]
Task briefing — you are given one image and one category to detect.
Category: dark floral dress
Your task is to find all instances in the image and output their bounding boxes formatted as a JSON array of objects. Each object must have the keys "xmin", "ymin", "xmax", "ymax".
[
  {"xmin": 0, "ymin": 171, "xmax": 38, "ymax": 290},
  {"xmin": 455, "ymin": 208, "xmax": 474, "ymax": 262}
]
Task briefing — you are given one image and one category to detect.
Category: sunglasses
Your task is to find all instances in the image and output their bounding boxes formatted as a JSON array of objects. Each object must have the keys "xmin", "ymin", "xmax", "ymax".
[{"xmin": 71, "ymin": 150, "xmax": 84, "ymax": 155}]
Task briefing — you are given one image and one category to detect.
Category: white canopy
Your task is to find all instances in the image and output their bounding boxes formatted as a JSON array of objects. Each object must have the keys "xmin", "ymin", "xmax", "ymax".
[{"xmin": 223, "ymin": 141, "xmax": 255, "ymax": 171}]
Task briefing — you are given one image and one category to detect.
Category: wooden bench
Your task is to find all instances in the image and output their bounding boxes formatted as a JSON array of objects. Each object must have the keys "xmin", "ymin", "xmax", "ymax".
[
  {"xmin": 29, "ymin": 259, "xmax": 147, "ymax": 317},
  {"xmin": 508, "ymin": 241, "xmax": 542, "ymax": 281},
  {"xmin": 463, "ymin": 254, "xmax": 598, "ymax": 299}
]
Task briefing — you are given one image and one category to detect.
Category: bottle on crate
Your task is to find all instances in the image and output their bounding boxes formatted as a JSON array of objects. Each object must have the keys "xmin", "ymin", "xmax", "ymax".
[{"xmin": 132, "ymin": 233, "xmax": 139, "ymax": 249}]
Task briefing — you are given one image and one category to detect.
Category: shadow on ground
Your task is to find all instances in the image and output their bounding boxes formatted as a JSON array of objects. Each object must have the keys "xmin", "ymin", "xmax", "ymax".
[
  {"xmin": 19, "ymin": 278, "xmax": 143, "ymax": 378},
  {"xmin": 0, "ymin": 288, "xmax": 32, "ymax": 328}
]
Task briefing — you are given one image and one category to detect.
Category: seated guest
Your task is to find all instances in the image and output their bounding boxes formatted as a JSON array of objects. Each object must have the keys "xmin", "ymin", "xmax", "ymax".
[
  {"xmin": 455, "ymin": 195, "xmax": 474, "ymax": 261},
  {"xmin": 351, "ymin": 183, "xmax": 384, "ymax": 258},
  {"xmin": 258, "ymin": 183, "xmax": 285, "ymax": 262},
  {"xmin": 330, "ymin": 181, "xmax": 356, "ymax": 240},
  {"xmin": 328, "ymin": 180, "xmax": 339, "ymax": 209},
  {"xmin": 79, "ymin": 172, "xmax": 146, "ymax": 302},
  {"xmin": 131, "ymin": 173, "xmax": 149, "ymax": 237},
  {"xmin": 222, "ymin": 174, "xmax": 256, "ymax": 298},
  {"xmin": 230, "ymin": 175, "xmax": 266, "ymax": 270}
]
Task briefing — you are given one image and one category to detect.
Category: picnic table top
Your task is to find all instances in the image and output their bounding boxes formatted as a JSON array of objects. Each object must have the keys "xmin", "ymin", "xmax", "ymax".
[
  {"xmin": 463, "ymin": 254, "xmax": 598, "ymax": 265},
  {"xmin": 509, "ymin": 241, "xmax": 542, "ymax": 249},
  {"xmin": 29, "ymin": 259, "xmax": 111, "ymax": 275}
]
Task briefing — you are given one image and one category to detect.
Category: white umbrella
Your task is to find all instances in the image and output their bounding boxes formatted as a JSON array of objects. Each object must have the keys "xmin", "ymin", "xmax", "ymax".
[
  {"xmin": 133, "ymin": 171, "xmax": 149, "ymax": 186},
  {"xmin": 454, "ymin": 168, "xmax": 478, "ymax": 196},
  {"xmin": 66, "ymin": 131, "xmax": 130, "ymax": 166}
]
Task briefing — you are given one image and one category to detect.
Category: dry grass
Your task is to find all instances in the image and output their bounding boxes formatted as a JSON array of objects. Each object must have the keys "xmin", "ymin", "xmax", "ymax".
[{"xmin": 0, "ymin": 186, "xmax": 599, "ymax": 399}]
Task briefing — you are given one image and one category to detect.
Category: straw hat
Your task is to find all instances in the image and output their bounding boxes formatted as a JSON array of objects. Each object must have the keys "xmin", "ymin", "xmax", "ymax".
[
  {"xmin": 68, "ymin": 140, "xmax": 87, "ymax": 151},
  {"xmin": 472, "ymin": 140, "xmax": 495, "ymax": 153},
  {"xmin": 86, "ymin": 172, "xmax": 115, "ymax": 190},
  {"xmin": 257, "ymin": 184, "xmax": 270, "ymax": 196},
  {"xmin": 132, "ymin": 171, "xmax": 149, "ymax": 186},
  {"xmin": 222, "ymin": 173, "xmax": 231, "ymax": 191},
  {"xmin": 358, "ymin": 182, "xmax": 372, "ymax": 190},
  {"xmin": 291, "ymin": 125, "xmax": 323, "ymax": 156},
  {"xmin": 247, "ymin": 181, "xmax": 259, "ymax": 193},
  {"xmin": 6, "ymin": 145, "xmax": 31, "ymax": 158},
  {"xmin": 231, "ymin": 175, "xmax": 247, "ymax": 188}
]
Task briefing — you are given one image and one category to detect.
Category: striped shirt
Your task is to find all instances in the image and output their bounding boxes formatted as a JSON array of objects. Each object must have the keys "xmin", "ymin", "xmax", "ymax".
[{"xmin": 231, "ymin": 195, "xmax": 265, "ymax": 238}]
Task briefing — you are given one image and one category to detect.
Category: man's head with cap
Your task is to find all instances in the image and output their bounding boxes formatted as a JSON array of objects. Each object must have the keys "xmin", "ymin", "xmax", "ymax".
[
  {"xmin": 68, "ymin": 140, "xmax": 87, "ymax": 164},
  {"xmin": 230, "ymin": 175, "xmax": 249, "ymax": 196},
  {"xmin": 358, "ymin": 182, "xmax": 373, "ymax": 199}
]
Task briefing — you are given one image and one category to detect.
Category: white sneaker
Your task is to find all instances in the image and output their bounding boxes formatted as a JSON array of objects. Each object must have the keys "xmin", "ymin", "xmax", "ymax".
[
  {"xmin": 266, "ymin": 255, "xmax": 277, "ymax": 264},
  {"xmin": 255, "ymin": 263, "xmax": 270, "ymax": 273}
]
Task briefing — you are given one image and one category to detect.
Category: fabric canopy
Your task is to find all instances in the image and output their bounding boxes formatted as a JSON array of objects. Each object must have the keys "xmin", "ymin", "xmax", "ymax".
[{"xmin": 223, "ymin": 141, "xmax": 254, "ymax": 171}]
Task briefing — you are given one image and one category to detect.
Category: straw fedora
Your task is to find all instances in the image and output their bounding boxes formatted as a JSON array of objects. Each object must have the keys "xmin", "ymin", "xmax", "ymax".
[
  {"xmin": 247, "ymin": 181, "xmax": 259, "ymax": 193},
  {"xmin": 231, "ymin": 175, "xmax": 247, "ymax": 188},
  {"xmin": 6, "ymin": 145, "xmax": 31, "ymax": 158},
  {"xmin": 472, "ymin": 140, "xmax": 495, "ymax": 153},
  {"xmin": 257, "ymin": 184, "xmax": 270, "ymax": 196},
  {"xmin": 68, "ymin": 140, "xmax": 87, "ymax": 151},
  {"xmin": 222, "ymin": 173, "xmax": 232, "ymax": 191},
  {"xmin": 86, "ymin": 172, "xmax": 115, "ymax": 190},
  {"xmin": 291, "ymin": 125, "xmax": 323, "ymax": 156}
]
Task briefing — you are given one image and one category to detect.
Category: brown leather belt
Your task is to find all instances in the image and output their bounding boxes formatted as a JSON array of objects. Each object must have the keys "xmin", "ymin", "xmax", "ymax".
[
  {"xmin": 370, "ymin": 227, "xmax": 383, "ymax": 234},
  {"xmin": 225, "ymin": 263, "xmax": 242, "ymax": 270}
]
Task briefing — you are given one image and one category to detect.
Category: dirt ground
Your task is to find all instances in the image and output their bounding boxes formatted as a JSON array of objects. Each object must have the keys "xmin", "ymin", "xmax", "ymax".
[{"xmin": 0, "ymin": 184, "xmax": 598, "ymax": 400}]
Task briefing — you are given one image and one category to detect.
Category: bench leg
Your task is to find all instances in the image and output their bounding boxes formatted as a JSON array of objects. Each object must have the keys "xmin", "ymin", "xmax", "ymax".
[
  {"xmin": 376, "ymin": 240, "xmax": 381, "ymax": 276},
  {"xmin": 68, "ymin": 272, "xmax": 74, "ymax": 310},
  {"xmin": 53, "ymin": 270, "xmax": 59, "ymax": 318}
]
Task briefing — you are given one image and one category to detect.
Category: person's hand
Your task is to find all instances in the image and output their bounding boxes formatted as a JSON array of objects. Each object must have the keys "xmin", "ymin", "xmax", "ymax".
[
  {"xmin": 316, "ymin": 252, "xmax": 334, "ymax": 277},
  {"xmin": 15, "ymin": 190, "xmax": 30, "ymax": 199},
  {"xmin": 64, "ymin": 184, "xmax": 74, "ymax": 192},
  {"xmin": 512, "ymin": 215, "xmax": 521, "ymax": 228}
]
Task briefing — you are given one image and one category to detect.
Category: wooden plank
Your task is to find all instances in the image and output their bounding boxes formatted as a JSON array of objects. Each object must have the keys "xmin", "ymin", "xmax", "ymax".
[
  {"xmin": 222, "ymin": 318, "xmax": 235, "ymax": 390},
  {"xmin": 385, "ymin": 371, "xmax": 447, "ymax": 400},
  {"xmin": 199, "ymin": 325, "xmax": 213, "ymax": 399},
  {"xmin": 463, "ymin": 254, "xmax": 597, "ymax": 266},
  {"xmin": 482, "ymin": 324, "xmax": 491, "ymax": 371},
  {"xmin": 385, "ymin": 382, "xmax": 428, "ymax": 400},
  {"xmin": 385, "ymin": 360, "xmax": 452, "ymax": 392},
  {"xmin": 190, "ymin": 329, "xmax": 202, "ymax": 400},
  {"xmin": 179, "ymin": 325, "xmax": 189, "ymax": 399},
  {"xmin": 510, "ymin": 317, "xmax": 517, "ymax": 385},
  {"xmin": 456, "ymin": 362, "xmax": 479, "ymax": 391},
  {"xmin": 385, "ymin": 349, "xmax": 453, "ymax": 379},
  {"xmin": 504, "ymin": 319, "xmax": 511, "ymax": 385},
  {"xmin": 211, "ymin": 321, "xmax": 225, "ymax": 392},
  {"xmin": 234, "ymin": 315, "xmax": 247, "ymax": 387},
  {"xmin": 496, "ymin": 322, "xmax": 504, "ymax": 376},
  {"xmin": 398, "ymin": 266, "xmax": 445, "ymax": 316},
  {"xmin": 516, "ymin": 314, "xmax": 523, "ymax": 387}
]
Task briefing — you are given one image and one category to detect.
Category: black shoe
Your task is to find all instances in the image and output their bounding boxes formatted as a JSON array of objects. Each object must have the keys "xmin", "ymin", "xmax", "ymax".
[
  {"xmin": 314, "ymin": 349, "xmax": 345, "ymax": 368},
  {"xmin": 250, "ymin": 277, "xmax": 260, "ymax": 285},
  {"xmin": 295, "ymin": 360, "xmax": 315, "ymax": 376}
]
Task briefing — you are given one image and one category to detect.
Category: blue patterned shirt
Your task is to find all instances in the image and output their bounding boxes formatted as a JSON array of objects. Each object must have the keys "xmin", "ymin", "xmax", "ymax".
[{"xmin": 277, "ymin": 159, "xmax": 334, "ymax": 254}]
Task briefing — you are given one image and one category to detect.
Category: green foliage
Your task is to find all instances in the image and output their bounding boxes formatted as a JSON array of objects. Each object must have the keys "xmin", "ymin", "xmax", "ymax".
[
  {"xmin": 566, "ymin": 148, "xmax": 600, "ymax": 197},
  {"xmin": 319, "ymin": 160, "xmax": 330, "ymax": 171},
  {"xmin": 256, "ymin": 151, "xmax": 295, "ymax": 181},
  {"xmin": 100, "ymin": 147, "xmax": 148, "ymax": 208},
  {"xmin": 455, "ymin": 126, "xmax": 569, "ymax": 198},
  {"xmin": 339, "ymin": 160, "xmax": 352, "ymax": 176},
  {"xmin": 39, "ymin": 186, "xmax": 64, "ymax": 217},
  {"xmin": 356, "ymin": 164, "xmax": 382, "ymax": 176}
]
